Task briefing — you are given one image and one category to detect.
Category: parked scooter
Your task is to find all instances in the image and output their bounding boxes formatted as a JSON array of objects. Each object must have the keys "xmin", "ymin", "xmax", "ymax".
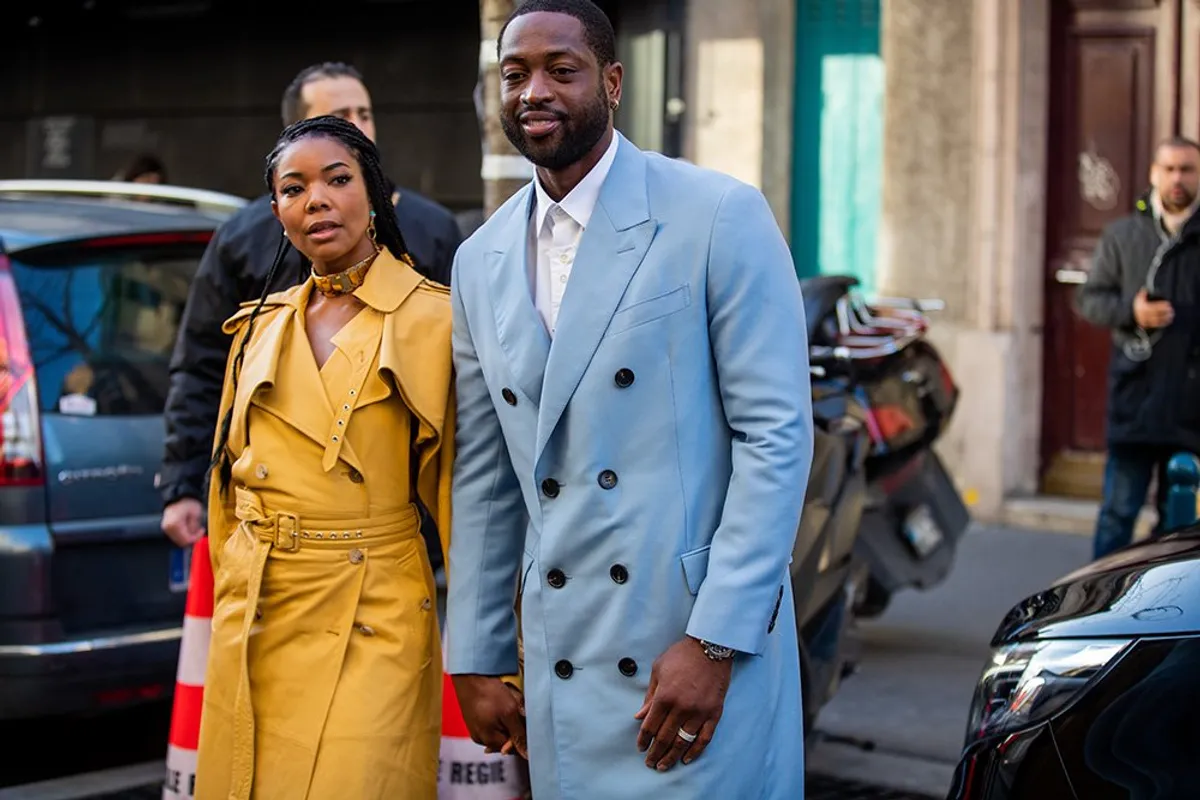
[
  {"xmin": 791, "ymin": 361, "xmax": 872, "ymax": 733},
  {"xmin": 802, "ymin": 276, "xmax": 971, "ymax": 619}
]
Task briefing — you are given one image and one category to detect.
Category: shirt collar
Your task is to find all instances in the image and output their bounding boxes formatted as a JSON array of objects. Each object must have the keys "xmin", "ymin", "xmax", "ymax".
[{"xmin": 533, "ymin": 133, "xmax": 620, "ymax": 235}]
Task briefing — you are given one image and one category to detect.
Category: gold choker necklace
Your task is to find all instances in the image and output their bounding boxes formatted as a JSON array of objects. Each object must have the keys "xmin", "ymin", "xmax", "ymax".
[{"xmin": 313, "ymin": 251, "xmax": 378, "ymax": 297}]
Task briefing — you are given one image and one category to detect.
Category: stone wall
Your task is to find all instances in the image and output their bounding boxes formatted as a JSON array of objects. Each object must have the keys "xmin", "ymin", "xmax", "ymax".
[{"xmin": 879, "ymin": 0, "xmax": 1050, "ymax": 518}]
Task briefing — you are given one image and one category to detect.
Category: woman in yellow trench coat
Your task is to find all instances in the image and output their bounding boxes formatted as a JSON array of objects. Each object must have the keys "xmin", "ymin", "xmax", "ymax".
[{"xmin": 195, "ymin": 116, "xmax": 456, "ymax": 800}]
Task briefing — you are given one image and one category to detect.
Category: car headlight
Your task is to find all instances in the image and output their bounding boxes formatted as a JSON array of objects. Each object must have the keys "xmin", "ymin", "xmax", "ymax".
[{"xmin": 964, "ymin": 639, "xmax": 1130, "ymax": 745}]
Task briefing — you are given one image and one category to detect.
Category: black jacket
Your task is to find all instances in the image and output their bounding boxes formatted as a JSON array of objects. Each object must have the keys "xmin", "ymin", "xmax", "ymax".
[
  {"xmin": 159, "ymin": 188, "xmax": 462, "ymax": 508},
  {"xmin": 1076, "ymin": 194, "xmax": 1200, "ymax": 451}
]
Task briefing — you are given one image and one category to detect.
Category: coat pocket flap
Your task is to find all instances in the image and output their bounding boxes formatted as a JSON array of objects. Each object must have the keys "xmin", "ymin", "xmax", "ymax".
[
  {"xmin": 608, "ymin": 284, "xmax": 691, "ymax": 336},
  {"xmin": 680, "ymin": 545, "xmax": 711, "ymax": 596}
]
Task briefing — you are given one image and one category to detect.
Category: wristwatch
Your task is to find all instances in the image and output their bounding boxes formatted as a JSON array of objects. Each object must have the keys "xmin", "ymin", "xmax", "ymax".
[{"xmin": 698, "ymin": 639, "xmax": 736, "ymax": 662}]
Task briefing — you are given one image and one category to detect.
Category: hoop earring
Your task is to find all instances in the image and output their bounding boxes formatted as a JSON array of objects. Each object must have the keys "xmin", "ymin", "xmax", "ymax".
[{"xmin": 368, "ymin": 209, "xmax": 378, "ymax": 249}]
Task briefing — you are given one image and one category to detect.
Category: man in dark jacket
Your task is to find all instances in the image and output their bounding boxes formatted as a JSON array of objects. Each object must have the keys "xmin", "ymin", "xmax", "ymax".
[
  {"xmin": 159, "ymin": 62, "xmax": 462, "ymax": 551},
  {"xmin": 1076, "ymin": 137, "xmax": 1200, "ymax": 559}
]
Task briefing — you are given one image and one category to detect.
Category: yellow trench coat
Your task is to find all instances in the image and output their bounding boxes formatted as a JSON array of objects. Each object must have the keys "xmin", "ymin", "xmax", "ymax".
[{"xmin": 196, "ymin": 251, "xmax": 457, "ymax": 800}]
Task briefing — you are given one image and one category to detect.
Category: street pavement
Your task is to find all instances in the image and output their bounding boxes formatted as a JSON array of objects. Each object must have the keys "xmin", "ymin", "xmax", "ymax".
[{"xmin": 808, "ymin": 522, "xmax": 1093, "ymax": 797}]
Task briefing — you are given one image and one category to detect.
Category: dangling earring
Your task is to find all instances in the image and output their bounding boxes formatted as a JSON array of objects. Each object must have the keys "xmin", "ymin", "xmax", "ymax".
[{"xmin": 367, "ymin": 209, "xmax": 379, "ymax": 250}]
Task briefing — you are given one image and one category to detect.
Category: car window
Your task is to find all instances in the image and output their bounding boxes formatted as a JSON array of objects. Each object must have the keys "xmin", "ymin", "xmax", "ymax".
[{"xmin": 8, "ymin": 248, "xmax": 200, "ymax": 416}]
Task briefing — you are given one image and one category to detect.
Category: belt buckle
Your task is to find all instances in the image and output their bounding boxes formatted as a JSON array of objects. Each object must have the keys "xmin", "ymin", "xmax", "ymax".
[{"xmin": 274, "ymin": 512, "xmax": 300, "ymax": 552}]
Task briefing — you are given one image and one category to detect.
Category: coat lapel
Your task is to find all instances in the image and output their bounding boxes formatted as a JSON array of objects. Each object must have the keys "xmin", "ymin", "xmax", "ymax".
[
  {"xmin": 485, "ymin": 186, "xmax": 551, "ymax": 406},
  {"xmin": 536, "ymin": 137, "xmax": 658, "ymax": 462}
]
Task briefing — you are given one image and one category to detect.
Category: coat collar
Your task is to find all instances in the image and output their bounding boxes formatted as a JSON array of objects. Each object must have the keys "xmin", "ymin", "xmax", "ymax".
[
  {"xmin": 482, "ymin": 131, "xmax": 657, "ymax": 427},
  {"xmin": 485, "ymin": 186, "xmax": 550, "ymax": 405},
  {"xmin": 535, "ymin": 133, "xmax": 658, "ymax": 461},
  {"xmin": 222, "ymin": 247, "xmax": 449, "ymax": 471}
]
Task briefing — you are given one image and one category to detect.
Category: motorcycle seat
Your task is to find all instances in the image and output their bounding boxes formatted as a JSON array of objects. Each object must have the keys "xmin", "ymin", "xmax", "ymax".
[{"xmin": 799, "ymin": 275, "xmax": 859, "ymax": 345}]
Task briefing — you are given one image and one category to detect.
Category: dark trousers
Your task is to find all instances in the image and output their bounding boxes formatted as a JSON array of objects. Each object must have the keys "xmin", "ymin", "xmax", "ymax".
[{"xmin": 1093, "ymin": 445, "xmax": 1175, "ymax": 560}]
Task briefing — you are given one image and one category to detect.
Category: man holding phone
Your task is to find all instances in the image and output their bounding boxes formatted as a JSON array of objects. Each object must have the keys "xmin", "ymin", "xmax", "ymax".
[{"xmin": 1077, "ymin": 137, "xmax": 1200, "ymax": 558}]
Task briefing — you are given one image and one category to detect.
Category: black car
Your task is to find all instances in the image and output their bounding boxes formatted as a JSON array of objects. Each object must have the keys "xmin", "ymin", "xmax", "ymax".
[
  {"xmin": 0, "ymin": 179, "xmax": 243, "ymax": 719},
  {"xmin": 949, "ymin": 530, "xmax": 1200, "ymax": 799}
]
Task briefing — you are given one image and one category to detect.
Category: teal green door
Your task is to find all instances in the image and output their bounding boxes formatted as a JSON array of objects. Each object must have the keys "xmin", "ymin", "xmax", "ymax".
[{"xmin": 791, "ymin": 0, "xmax": 882, "ymax": 294}]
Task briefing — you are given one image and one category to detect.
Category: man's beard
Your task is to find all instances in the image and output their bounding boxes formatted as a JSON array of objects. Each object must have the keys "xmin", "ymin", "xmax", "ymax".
[
  {"xmin": 1163, "ymin": 187, "xmax": 1197, "ymax": 213},
  {"xmin": 501, "ymin": 88, "xmax": 610, "ymax": 171}
]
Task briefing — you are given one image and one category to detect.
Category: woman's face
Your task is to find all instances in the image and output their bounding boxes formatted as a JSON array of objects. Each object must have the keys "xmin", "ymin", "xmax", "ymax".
[{"xmin": 270, "ymin": 135, "xmax": 375, "ymax": 269}]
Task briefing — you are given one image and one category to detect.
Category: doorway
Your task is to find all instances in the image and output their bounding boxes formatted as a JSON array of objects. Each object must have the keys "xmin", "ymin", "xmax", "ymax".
[{"xmin": 1041, "ymin": 0, "xmax": 1199, "ymax": 497}]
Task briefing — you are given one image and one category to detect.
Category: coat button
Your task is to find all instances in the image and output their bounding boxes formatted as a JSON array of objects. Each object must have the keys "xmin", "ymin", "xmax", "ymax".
[
  {"xmin": 542, "ymin": 478, "xmax": 560, "ymax": 498},
  {"xmin": 349, "ymin": 548, "xmax": 364, "ymax": 564},
  {"xmin": 255, "ymin": 463, "xmax": 268, "ymax": 479},
  {"xmin": 555, "ymin": 659, "xmax": 574, "ymax": 679},
  {"xmin": 547, "ymin": 568, "xmax": 567, "ymax": 588},
  {"xmin": 614, "ymin": 368, "xmax": 635, "ymax": 388},
  {"xmin": 618, "ymin": 657, "xmax": 638, "ymax": 677},
  {"xmin": 348, "ymin": 468, "xmax": 364, "ymax": 484},
  {"xmin": 598, "ymin": 470, "xmax": 618, "ymax": 490},
  {"xmin": 502, "ymin": 387, "xmax": 518, "ymax": 406},
  {"xmin": 358, "ymin": 624, "xmax": 376, "ymax": 636},
  {"xmin": 610, "ymin": 564, "xmax": 628, "ymax": 584}
]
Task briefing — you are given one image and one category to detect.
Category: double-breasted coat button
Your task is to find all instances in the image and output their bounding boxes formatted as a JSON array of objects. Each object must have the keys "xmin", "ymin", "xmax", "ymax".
[
  {"xmin": 598, "ymin": 470, "xmax": 618, "ymax": 490},
  {"xmin": 618, "ymin": 657, "xmax": 638, "ymax": 677},
  {"xmin": 614, "ymin": 368, "xmax": 635, "ymax": 388},
  {"xmin": 555, "ymin": 659, "xmax": 574, "ymax": 679},
  {"xmin": 610, "ymin": 564, "xmax": 629, "ymax": 584},
  {"xmin": 348, "ymin": 468, "xmax": 364, "ymax": 484},
  {"xmin": 348, "ymin": 548, "xmax": 364, "ymax": 564},
  {"xmin": 542, "ymin": 478, "xmax": 561, "ymax": 498},
  {"xmin": 502, "ymin": 388, "xmax": 518, "ymax": 406},
  {"xmin": 547, "ymin": 568, "xmax": 567, "ymax": 588}
]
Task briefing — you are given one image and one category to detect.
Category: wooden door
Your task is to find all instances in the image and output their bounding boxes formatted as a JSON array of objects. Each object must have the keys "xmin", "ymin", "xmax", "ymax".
[{"xmin": 1042, "ymin": 0, "xmax": 1184, "ymax": 498}]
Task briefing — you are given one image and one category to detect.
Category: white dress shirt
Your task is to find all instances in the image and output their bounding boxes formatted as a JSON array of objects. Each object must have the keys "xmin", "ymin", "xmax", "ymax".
[{"xmin": 528, "ymin": 134, "xmax": 620, "ymax": 336}]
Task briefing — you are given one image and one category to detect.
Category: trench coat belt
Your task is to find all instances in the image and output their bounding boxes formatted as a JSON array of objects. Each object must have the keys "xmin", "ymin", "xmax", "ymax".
[{"xmin": 226, "ymin": 486, "xmax": 423, "ymax": 800}]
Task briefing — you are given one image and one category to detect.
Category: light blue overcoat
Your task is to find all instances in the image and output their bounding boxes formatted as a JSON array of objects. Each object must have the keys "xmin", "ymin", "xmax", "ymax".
[{"xmin": 446, "ymin": 134, "xmax": 813, "ymax": 799}]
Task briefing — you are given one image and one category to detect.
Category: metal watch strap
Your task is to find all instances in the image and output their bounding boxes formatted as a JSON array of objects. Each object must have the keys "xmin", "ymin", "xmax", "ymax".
[{"xmin": 699, "ymin": 639, "xmax": 735, "ymax": 661}]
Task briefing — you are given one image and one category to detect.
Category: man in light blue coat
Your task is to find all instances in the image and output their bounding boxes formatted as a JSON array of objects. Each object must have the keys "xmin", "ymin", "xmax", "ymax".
[{"xmin": 445, "ymin": 1, "xmax": 814, "ymax": 796}]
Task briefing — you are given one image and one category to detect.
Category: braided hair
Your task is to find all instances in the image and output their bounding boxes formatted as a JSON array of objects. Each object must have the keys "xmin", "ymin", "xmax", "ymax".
[{"xmin": 209, "ymin": 115, "xmax": 413, "ymax": 494}]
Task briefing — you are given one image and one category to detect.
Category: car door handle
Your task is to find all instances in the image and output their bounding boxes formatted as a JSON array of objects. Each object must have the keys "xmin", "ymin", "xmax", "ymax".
[{"xmin": 1055, "ymin": 268, "xmax": 1088, "ymax": 285}]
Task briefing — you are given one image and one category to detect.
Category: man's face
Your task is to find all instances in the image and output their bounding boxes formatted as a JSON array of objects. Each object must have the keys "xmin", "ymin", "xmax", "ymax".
[
  {"xmin": 1152, "ymin": 144, "xmax": 1200, "ymax": 212},
  {"xmin": 498, "ymin": 11, "xmax": 622, "ymax": 171},
  {"xmin": 301, "ymin": 77, "xmax": 376, "ymax": 143}
]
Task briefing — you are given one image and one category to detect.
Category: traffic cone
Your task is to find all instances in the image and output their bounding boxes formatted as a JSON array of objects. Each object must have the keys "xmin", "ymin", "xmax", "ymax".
[
  {"xmin": 163, "ymin": 537, "xmax": 213, "ymax": 800},
  {"xmin": 438, "ymin": 650, "xmax": 527, "ymax": 799}
]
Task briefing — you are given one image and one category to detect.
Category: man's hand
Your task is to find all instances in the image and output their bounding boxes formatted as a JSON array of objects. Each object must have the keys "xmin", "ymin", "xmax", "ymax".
[
  {"xmin": 161, "ymin": 497, "xmax": 205, "ymax": 547},
  {"xmin": 1134, "ymin": 288, "xmax": 1175, "ymax": 329},
  {"xmin": 451, "ymin": 675, "xmax": 528, "ymax": 759},
  {"xmin": 634, "ymin": 638, "xmax": 732, "ymax": 772}
]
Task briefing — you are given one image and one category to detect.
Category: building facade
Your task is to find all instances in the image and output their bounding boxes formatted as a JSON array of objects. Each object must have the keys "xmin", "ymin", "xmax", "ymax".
[
  {"xmin": 879, "ymin": 0, "xmax": 1200, "ymax": 519},
  {"xmin": 682, "ymin": 0, "xmax": 1200, "ymax": 520}
]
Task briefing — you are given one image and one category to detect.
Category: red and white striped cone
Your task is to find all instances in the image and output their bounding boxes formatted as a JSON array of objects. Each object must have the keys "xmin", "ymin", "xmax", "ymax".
[
  {"xmin": 164, "ymin": 536, "xmax": 213, "ymax": 800},
  {"xmin": 439, "ymin": 650, "xmax": 527, "ymax": 799}
]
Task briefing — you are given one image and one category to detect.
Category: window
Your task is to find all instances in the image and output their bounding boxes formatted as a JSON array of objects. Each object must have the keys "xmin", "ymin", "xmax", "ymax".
[{"xmin": 10, "ymin": 247, "xmax": 200, "ymax": 416}]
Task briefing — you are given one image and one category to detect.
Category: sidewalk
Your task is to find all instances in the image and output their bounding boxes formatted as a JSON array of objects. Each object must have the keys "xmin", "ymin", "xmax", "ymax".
[
  {"xmin": 1000, "ymin": 495, "xmax": 1156, "ymax": 538},
  {"xmin": 808, "ymin": 522, "xmax": 1093, "ymax": 796}
]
